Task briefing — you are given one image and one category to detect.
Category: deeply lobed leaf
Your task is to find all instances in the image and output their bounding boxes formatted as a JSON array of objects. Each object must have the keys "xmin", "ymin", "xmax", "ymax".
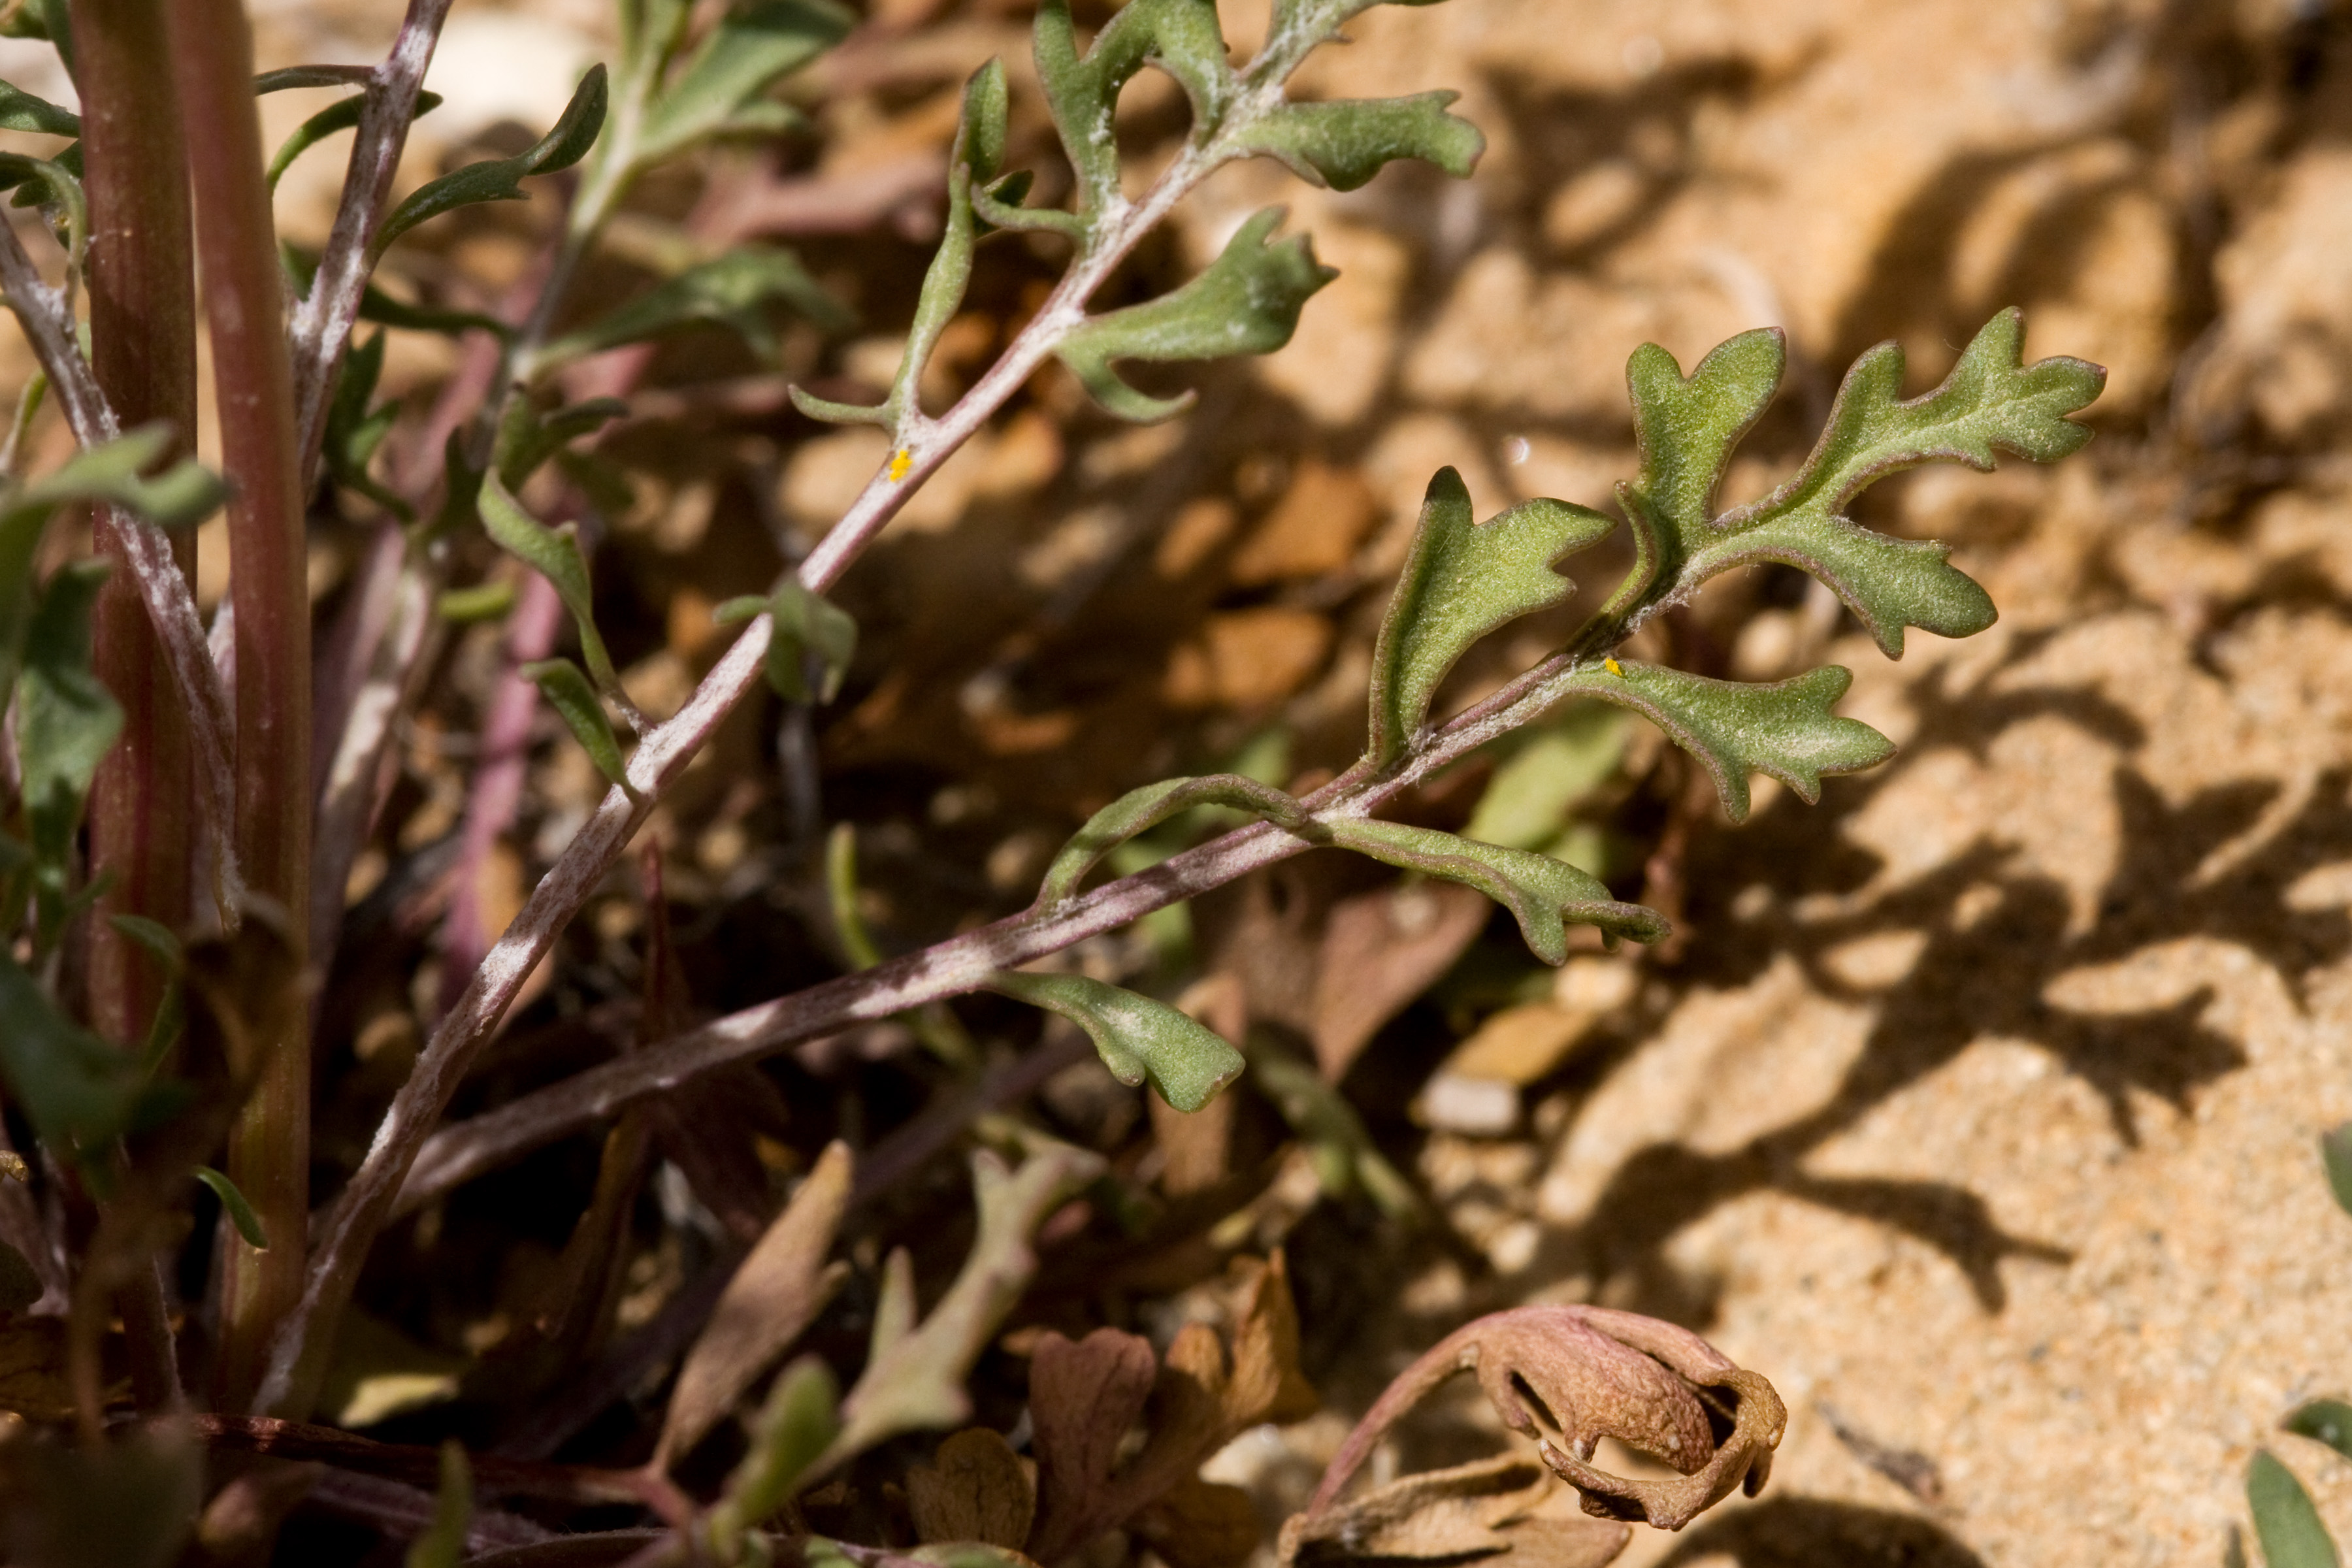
[
  {"xmin": 1367, "ymin": 468, "xmax": 1612, "ymax": 764},
  {"xmin": 1561, "ymin": 662, "xmax": 1893, "ymax": 823},
  {"xmin": 1674, "ymin": 309, "xmax": 2102, "ymax": 654},
  {"xmin": 636, "ymin": 0, "xmax": 852, "ymax": 165},
  {"xmin": 1317, "ymin": 819, "xmax": 1665, "ymax": 962},
  {"xmin": 1056, "ymin": 208, "xmax": 1335, "ymax": 422}
]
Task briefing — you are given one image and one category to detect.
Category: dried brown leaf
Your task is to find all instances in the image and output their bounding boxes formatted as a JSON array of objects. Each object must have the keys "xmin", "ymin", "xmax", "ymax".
[
  {"xmin": 1311, "ymin": 882, "xmax": 1488, "ymax": 1080},
  {"xmin": 1488, "ymin": 1516, "xmax": 1633, "ymax": 1568},
  {"xmin": 1224, "ymin": 1252, "xmax": 1319, "ymax": 1431},
  {"xmin": 1135, "ymin": 1475, "xmax": 1262, "ymax": 1568},
  {"xmin": 906, "ymin": 1428, "xmax": 1036, "ymax": 1549},
  {"xmin": 1028, "ymin": 1327, "xmax": 1159, "ymax": 1556},
  {"xmin": 656, "ymin": 1140, "xmax": 855, "ymax": 1469}
]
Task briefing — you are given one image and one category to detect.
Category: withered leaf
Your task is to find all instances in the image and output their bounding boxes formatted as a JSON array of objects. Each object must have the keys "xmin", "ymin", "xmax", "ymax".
[
  {"xmin": 1304, "ymin": 1305, "xmax": 1784, "ymax": 1538},
  {"xmin": 1028, "ymin": 1327, "xmax": 1159, "ymax": 1552},
  {"xmin": 1224, "ymin": 1252, "xmax": 1320, "ymax": 1431},
  {"xmin": 1135, "ymin": 1475, "xmax": 1261, "ymax": 1568},
  {"xmin": 1279, "ymin": 1454, "xmax": 1554, "ymax": 1564},
  {"xmin": 906, "ymin": 1428, "xmax": 1036, "ymax": 1550},
  {"xmin": 657, "ymin": 1140, "xmax": 855, "ymax": 1469}
]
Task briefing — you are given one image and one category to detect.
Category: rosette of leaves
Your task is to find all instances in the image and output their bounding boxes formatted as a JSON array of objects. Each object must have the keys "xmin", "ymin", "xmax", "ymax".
[{"xmin": 1004, "ymin": 310, "xmax": 2101, "ymax": 1122}]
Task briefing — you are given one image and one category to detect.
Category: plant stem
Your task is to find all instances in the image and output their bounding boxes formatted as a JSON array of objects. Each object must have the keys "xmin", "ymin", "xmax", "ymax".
[
  {"xmin": 398, "ymin": 637, "xmax": 1609, "ymax": 1206},
  {"xmin": 70, "ymin": 0, "xmax": 197, "ymax": 1056},
  {"xmin": 263, "ymin": 75, "xmax": 1301, "ymax": 1416},
  {"xmin": 286, "ymin": 0, "xmax": 457, "ymax": 483},
  {"xmin": 0, "ymin": 221, "xmax": 237, "ymax": 915},
  {"xmin": 168, "ymin": 0, "xmax": 313, "ymax": 1413}
]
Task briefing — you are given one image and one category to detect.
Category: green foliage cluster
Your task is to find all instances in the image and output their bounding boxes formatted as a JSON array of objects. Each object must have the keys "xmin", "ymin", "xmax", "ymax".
[{"xmin": 1021, "ymin": 308, "xmax": 2101, "ymax": 1110}]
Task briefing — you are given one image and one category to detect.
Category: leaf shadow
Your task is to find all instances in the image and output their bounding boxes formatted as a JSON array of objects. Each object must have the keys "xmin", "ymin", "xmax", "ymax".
[
  {"xmin": 1531, "ymin": 651, "xmax": 2352, "ymax": 1321},
  {"xmin": 1652, "ymin": 1495, "xmax": 1989, "ymax": 1568}
]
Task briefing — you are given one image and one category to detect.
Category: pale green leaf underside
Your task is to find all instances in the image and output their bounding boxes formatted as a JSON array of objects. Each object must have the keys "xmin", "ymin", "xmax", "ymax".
[
  {"xmin": 638, "ymin": 0, "xmax": 851, "ymax": 163},
  {"xmin": 988, "ymin": 970, "xmax": 1244, "ymax": 1111},
  {"xmin": 1056, "ymin": 208, "xmax": 1334, "ymax": 422},
  {"xmin": 1368, "ymin": 467, "xmax": 1612, "ymax": 763},
  {"xmin": 1562, "ymin": 661, "xmax": 1892, "ymax": 823},
  {"xmin": 1230, "ymin": 91, "xmax": 1482, "ymax": 191},
  {"xmin": 1319, "ymin": 818, "xmax": 1666, "ymax": 962},
  {"xmin": 2249, "ymin": 1451, "xmax": 2340, "ymax": 1568},
  {"xmin": 718, "ymin": 578, "xmax": 857, "ymax": 704},
  {"xmin": 1032, "ymin": 773, "xmax": 1304, "ymax": 911}
]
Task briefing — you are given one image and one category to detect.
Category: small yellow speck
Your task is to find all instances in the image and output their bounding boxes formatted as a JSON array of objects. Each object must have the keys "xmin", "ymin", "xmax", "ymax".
[
  {"xmin": 1605, "ymin": 657, "xmax": 1624, "ymax": 676},
  {"xmin": 888, "ymin": 449, "xmax": 913, "ymax": 482}
]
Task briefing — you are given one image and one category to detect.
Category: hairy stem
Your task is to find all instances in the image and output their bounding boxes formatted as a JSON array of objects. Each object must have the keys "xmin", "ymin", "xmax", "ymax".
[
  {"xmin": 286, "ymin": 0, "xmax": 457, "ymax": 484},
  {"xmin": 169, "ymin": 0, "xmax": 312, "ymax": 1412}
]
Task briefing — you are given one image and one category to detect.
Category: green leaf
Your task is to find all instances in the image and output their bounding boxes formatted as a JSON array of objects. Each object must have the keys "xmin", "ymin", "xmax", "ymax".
[
  {"xmin": 478, "ymin": 471, "xmax": 617, "ymax": 694},
  {"xmin": 104, "ymin": 915, "xmax": 182, "ymax": 977},
  {"xmin": 17, "ymin": 561, "xmax": 122, "ymax": 874},
  {"xmin": 0, "ymin": 149, "xmax": 83, "ymax": 257},
  {"xmin": 1055, "ymin": 208, "xmax": 1335, "ymax": 422},
  {"xmin": 2250, "ymin": 1450, "xmax": 2341, "ymax": 1568},
  {"xmin": 705, "ymin": 1358, "xmax": 840, "ymax": 1554},
  {"xmin": 1463, "ymin": 704, "xmax": 1625, "ymax": 853},
  {"xmin": 1032, "ymin": 774, "xmax": 1304, "ymax": 912},
  {"xmin": 404, "ymin": 1443, "xmax": 473, "ymax": 1568},
  {"xmin": 523, "ymin": 659, "xmax": 633, "ymax": 794},
  {"xmin": 194, "ymin": 1165, "xmax": 269, "ymax": 1250},
  {"xmin": 252, "ymin": 65, "xmax": 375, "ymax": 93},
  {"xmin": 358, "ymin": 280, "xmax": 512, "ymax": 340},
  {"xmin": 1230, "ymin": 91, "xmax": 1482, "ymax": 191},
  {"xmin": 268, "ymin": 88, "xmax": 442, "ymax": 193},
  {"xmin": 372, "ymin": 65, "xmax": 608, "ymax": 256},
  {"xmin": 1608, "ymin": 327, "xmax": 1784, "ymax": 617},
  {"xmin": 0, "ymin": 951, "xmax": 152, "ymax": 1152},
  {"xmin": 718, "ymin": 576, "xmax": 857, "ymax": 704},
  {"xmin": 8, "ymin": 423, "xmax": 225, "ymax": 532},
  {"xmin": 436, "ymin": 581, "xmax": 517, "ymax": 623},
  {"xmin": 1683, "ymin": 309, "xmax": 2103, "ymax": 655},
  {"xmin": 1036, "ymin": 0, "xmax": 1235, "ymax": 210},
  {"xmin": 323, "ymin": 333, "xmax": 411, "ymax": 519},
  {"xmin": 538, "ymin": 246, "xmax": 846, "ymax": 367},
  {"xmin": 960, "ymin": 56, "xmax": 1009, "ymax": 186},
  {"xmin": 2321, "ymin": 1124, "xmax": 2352, "ymax": 1220},
  {"xmin": 1252, "ymin": 1043, "xmax": 1422, "ymax": 1219},
  {"xmin": 1560, "ymin": 662, "xmax": 1893, "ymax": 823},
  {"xmin": 987, "ymin": 970, "xmax": 1245, "ymax": 1112},
  {"xmin": 1318, "ymin": 818, "xmax": 1666, "ymax": 962},
  {"xmin": 637, "ymin": 0, "xmax": 852, "ymax": 165},
  {"xmin": 1366, "ymin": 467, "xmax": 1613, "ymax": 765},
  {"xmin": 0, "ymin": 79, "xmax": 76, "ymax": 136},
  {"xmin": 2288, "ymin": 1401, "xmax": 2352, "ymax": 1463},
  {"xmin": 492, "ymin": 395, "xmax": 628, "ymax": 489}
]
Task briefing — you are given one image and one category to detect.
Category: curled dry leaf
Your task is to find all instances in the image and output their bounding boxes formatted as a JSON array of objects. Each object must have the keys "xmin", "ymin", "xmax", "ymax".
[{"xmin": 1303, "ymin": 1306, "xmax": 1784, "ymax": 1536}]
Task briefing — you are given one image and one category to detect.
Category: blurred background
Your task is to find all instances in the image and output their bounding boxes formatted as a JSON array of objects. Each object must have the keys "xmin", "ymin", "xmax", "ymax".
[{"xmin": 14, "ymin": 0, "xmax": 2352, "ymax": 1561}]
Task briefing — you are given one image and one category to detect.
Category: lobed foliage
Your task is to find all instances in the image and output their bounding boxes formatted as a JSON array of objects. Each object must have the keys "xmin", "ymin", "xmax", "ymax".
[{"xmin": 0, "ymin": 0, "xmax": 2114, "ymax": 1559}]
